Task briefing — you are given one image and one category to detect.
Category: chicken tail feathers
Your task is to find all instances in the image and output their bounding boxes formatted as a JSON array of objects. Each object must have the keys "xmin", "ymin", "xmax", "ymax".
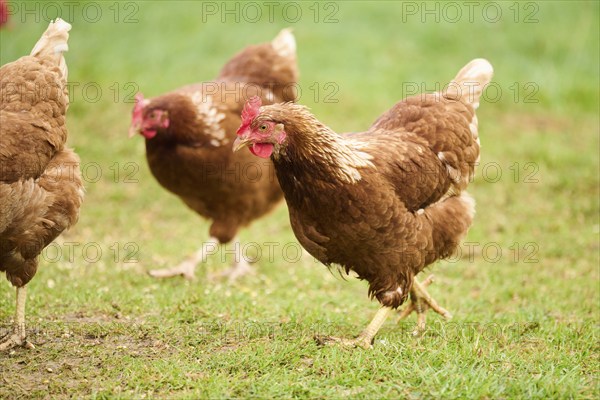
[
  {"xmin": 271, "ymin": 28, "xmax": 296, "ymax": 59},
  {"xmin": 30, "ymin": 18, "xmax": 71, "ymax": 80},
  {"xmin": 445, "ymin": 59, "xmax": 494, "ymax": 110}
]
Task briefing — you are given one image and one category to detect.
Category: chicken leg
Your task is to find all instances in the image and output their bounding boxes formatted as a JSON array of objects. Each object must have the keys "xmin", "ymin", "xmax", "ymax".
[
  {"xmin": 315, "ymin": 275, "xmax": 451, "ymax": 348},
  {"xmin": 0, "ymin": 286, "xmax": 35, "ymax": 351},
  {"xmin": 397, "ymin": 275, "xmax": 453, "ymax": 336}
]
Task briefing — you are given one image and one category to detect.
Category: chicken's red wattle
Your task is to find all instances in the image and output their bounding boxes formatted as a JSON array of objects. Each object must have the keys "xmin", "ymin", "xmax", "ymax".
[{"xmin": 250, "ymin": 143, "xmax": 274, "ymax": 158}]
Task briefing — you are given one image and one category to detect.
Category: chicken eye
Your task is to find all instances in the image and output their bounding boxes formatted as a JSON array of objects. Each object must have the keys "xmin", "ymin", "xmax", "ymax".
[{"xmin": 259, "ymin": 124, "xmax": 268, "ymax": 131}]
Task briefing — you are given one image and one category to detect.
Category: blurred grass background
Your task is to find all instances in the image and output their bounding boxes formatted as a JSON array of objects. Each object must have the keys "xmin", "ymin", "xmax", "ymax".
[{"xmin": 1, "ymin": 1, "xmax": 599, "ymax": 398}]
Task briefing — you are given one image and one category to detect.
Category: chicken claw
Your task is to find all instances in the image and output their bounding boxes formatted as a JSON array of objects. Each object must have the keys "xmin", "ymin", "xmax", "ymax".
[
  {"xmin": 315, "ymin": 306, "xmax": 393, "ymax": 349},
  {"xmin": 314, "ymin": 335, "xmax": 373, "ymax": 349},
  {"xmin": 0, "ymin": 287, "xmax": 35, "ymax": 351},
  {"xmin": 207, "ymin": 258, "xmax": 254, "ymax": 283},
  {"xmin": 148, "ymin": 260, "xmax": 196, "ymax": 280},
  {"xmin": 148, "ymin": 237, "xmax": 220, "ymax": 280},
  {"xmin": 0, "ymin": 332, "xmax": 35, "ymax": 351},
  {"xmin": 396, "ymin": 275, "xmax": 452, "ymax": 336}
]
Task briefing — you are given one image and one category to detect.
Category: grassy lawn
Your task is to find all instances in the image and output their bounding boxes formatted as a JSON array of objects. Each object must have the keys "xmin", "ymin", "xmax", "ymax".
[{"xmin": 1, "ymin": 1, "xmax": 599, "ymax": 398}]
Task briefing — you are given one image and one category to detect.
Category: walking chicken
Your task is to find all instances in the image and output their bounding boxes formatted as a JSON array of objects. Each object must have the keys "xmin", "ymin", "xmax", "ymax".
[
  {"xmin": 234, "ymin": 59, "xmax": 493, "ymax": 347},
  {"xmin": 0, "ymin": 19, "xmax": 84, "ymax": 350},
  {"xmin": 130, "ymin": 30, "xmax": 297, "ymax": 281}
]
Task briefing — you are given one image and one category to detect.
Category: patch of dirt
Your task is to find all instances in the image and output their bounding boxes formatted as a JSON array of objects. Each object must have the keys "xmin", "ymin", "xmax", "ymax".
[{"xmin": 0, "ymin": 310, "xmax": 173, "ymax": 400}]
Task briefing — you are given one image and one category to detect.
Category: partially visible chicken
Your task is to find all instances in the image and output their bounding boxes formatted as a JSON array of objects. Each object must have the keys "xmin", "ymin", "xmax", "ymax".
[
  {"xmin": 129, "ymin": 30, "xmax": 297, "ymax": 281},
  {"xmin": 234, "ymin": 59, "xmax": 493, "ymax": 348},
  {"xmin": 0, "ymin": 0, "xmax": 8, "ymax": 28},
  {"xmin": 0, "ymin": 19, "xmax": 83, "ymax": 350}
]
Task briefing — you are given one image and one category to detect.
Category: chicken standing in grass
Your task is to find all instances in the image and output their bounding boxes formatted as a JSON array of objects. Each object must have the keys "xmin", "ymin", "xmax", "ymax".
[
  {"xmin": 234, "ymin": 59, "xmax": 493, "ymax": 347},
  {"xmin": 0, "ymin": 19, "xmax": 83, "ymax": 350},
  {"xmin": 129, "ymin": 30, "xmax": 297, "ymax": 281}
]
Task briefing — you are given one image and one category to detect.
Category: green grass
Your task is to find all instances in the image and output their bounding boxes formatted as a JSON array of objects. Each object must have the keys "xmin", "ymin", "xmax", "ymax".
[{"xmin": 1, "ymin": 1, "xmax": 599, "ymax": 398}]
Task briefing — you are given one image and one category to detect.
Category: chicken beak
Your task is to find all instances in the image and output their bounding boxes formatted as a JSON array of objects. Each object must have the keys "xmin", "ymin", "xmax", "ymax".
[
  {"xmin": 128, "ymin": 123, "xmax": 140, "ymax": 138},
  {"xmin": 233, "ymin": 136, "xmax": 252, "ymax": 152}
]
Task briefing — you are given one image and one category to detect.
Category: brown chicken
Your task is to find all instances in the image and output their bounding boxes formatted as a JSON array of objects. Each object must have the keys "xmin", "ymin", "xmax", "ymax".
[
  {"xmin": 129, "ymin": 29, "xmax": 297, "ymax": 280},
  {"xmin": 0, "ymin": 19, "xmax": 84, "ymax": 350},
  {"xmin": 234, "ymin": 59, "xmax": 494, "ymax": 347}
]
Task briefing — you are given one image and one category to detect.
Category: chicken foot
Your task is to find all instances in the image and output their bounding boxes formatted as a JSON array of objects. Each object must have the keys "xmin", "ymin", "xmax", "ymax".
[
  {"xmin": 149, "ymin": 237, "xmax": 254, "ymax": 282},
  {"xmin": 148, "ymin": 237, "xmax": 220, "ymax": 280},
  {"xmin": 0, "ymin": 286, "xmax": 34, "ymax": 351},
  {"xmin": 315, "ymin": 275, "xmax": 451, "ymax": 349},
  {"xmin": 315, "ymin": 306, "xmax": 394, "ymax": 349},
  {"xmin": 397, "ymin": 274, "xmax": 453, "ymax": 336},
  {"xmin": 207, "ymin": 256, "xmax": 254, "ymax": 282}
]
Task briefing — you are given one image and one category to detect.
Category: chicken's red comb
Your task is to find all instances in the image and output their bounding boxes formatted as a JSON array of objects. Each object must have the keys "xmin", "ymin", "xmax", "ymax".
[
  {"xmin": 132, "ymin": 93, "xmax": 145, "ymax": 123},
  {"xmin": 0, "ymin": 0, "xmax": 8, "ymax": 27},
  {"xmin": 128, "ymin": 93, "xmax": 147, "ymax": 137},
  {"xmin": 237, "ymin": 96, "xmax": 262, "ymax": 135}
]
